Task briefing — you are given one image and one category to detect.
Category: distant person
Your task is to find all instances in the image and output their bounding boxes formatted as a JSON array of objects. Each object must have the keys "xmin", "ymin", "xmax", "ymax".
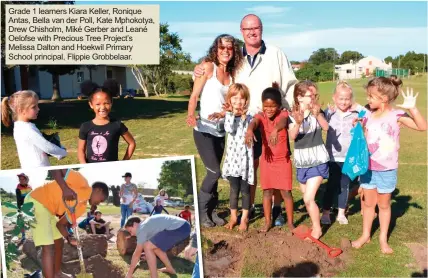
[
  {"xmin": 150, "ymin": 199, "xmax": 169, "ymax": 216},
  {"xmin": 78, "ymin": 204, "xmax": 97, "ymax": 232},
  {"xmin": 1, "ymin": 90, "xmax": 67, "ymax": 168},
  {"xmin": 77, "ymin": 79, "xmax": 136, "ymax": 164},
  {"xmin": 155, "ymin": 189, "xmax": 169, "ymax": 206},
  {"xmin": 16, "ymin": 173, "xmax": 32, "ymax": 241},
  {"xmin": 89, "ymin": 210, "xmax": 113, "ymax": 239},
  {"xmin": 125, "ymin": 215, "xmax": 191, "ymax": 278},
  {"xmin": 178, "ymin": 205, "xmax": 192, "ymax": 226},
  {"xmin": 119, "ymin": 172, "xmax": 138, "ymax": 228}
]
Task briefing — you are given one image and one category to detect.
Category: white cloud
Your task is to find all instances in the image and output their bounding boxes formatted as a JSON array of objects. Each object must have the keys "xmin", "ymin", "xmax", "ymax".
[
  {"xmin": 173, "ymin": 23, "xmax": 426, "ymax": 61},
  {"xmin": 267, "ymin": 23, "xmax": 296, "ymax": 28},
  {"xmin": 245, "ymin": 5, "xmax": 291, "ymax": 14},
  {"xmin": 265, "ymin": 27, "xmax": 427, "ymax": 61}
]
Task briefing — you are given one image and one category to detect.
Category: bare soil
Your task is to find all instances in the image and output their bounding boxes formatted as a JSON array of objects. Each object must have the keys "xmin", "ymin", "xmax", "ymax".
[
  {"xmin": 62, "ymin": 254, "xmax": 124, "ymax": 278},
  {"xmin": 203, "ymin": 229, "xmax": 349, "ymax": 277}
]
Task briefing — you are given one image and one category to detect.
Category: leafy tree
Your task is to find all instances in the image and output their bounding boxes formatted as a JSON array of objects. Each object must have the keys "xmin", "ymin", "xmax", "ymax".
[
  {"xmin": 296, "ymin": 62, "xmax": 337, "ymax": 82},
  {"xmin": 290, "ymin": 60, "xmax": 301, "ymax": 65},
  {"xmin": 383, "ymin": 51, "xmax": 427, "ymax": 74},
  {"xmin": 308, "ymin": 48, "xmax": 340, "ymax": 65},
  {"xmin": 184, "ymin": 194, "xmax": 194, "ymax": 204},
  {"xmin": 38, "ymin": 65, "xmax": 82, "ymax": 101},
  {"xmin": 339, "ymin": 51, "xmax": 364, "ymax": 64},
  {"xmin": 131, "ymin": 23, "xmax": 191, "ymax": 96},
  {"xmin": 157, "ymin": 160, "xmax": 193, "ymax": 198},
  {"xmin": 2, "ymin": 201, "xmax": 35, "ymax": 270}
]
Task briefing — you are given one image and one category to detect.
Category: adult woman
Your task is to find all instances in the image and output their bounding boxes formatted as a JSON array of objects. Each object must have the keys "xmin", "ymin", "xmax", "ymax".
[{"xmin": 187, "ymin": 34, "xmax": 244, "ymax": 227}]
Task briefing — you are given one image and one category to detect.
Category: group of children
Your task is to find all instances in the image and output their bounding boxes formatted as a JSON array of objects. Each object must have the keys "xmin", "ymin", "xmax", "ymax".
[
  {"xmin": 215, "ymin": 76, "xmax": 426, "ymax": 254},
  {"xmin": 1, "ymin": 79, "xmax": 136, "ymax": 170}
]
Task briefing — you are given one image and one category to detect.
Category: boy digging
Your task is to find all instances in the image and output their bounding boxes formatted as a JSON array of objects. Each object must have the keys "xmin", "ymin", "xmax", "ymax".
[{"xmin": 24, "ymin": 169, "xmax": 109, "ymax": 278}]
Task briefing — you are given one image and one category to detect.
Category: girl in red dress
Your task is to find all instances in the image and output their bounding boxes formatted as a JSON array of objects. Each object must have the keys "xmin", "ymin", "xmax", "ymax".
[{"xmin": 245, "ymin": 87, "xmax": 294, "ymax": 233}]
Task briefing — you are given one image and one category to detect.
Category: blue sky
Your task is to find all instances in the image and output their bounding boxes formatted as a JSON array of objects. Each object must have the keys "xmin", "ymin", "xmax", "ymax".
[{"xmin": 74, "ymin": 1, "xmax": 427, "ymax": 62}]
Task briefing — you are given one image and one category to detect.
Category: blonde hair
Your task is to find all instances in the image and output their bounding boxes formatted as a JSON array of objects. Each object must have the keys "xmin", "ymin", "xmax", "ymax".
[
  {"xmin": 225, "ymin": 83, "xmax": 250, "ymax": 111},
  {"xmin": 366, "ymin": 76, "xmax": 402, "ymax": 103},
  {"xmin": 1, "ymin": 90, "xmax": 39, "ymax": 127},
  {"xmin": 334, "ymin": 80, "xmax": 353, "ymax": 97}
]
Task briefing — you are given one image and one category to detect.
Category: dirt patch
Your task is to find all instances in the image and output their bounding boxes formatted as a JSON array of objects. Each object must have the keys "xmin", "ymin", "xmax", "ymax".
[
  {"xmin": 406, "ymin": 243, "xmax": 427, "ymax": 273},
  {"xmin": 62, "ymin": 254, "xmax": 124, "ymax": 278},
  {"xmin": 203, "ymin": 230, "xmax": 348, "ymax": 277}
]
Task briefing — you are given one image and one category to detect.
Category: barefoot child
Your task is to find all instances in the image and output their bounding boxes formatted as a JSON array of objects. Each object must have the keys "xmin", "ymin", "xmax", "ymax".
[
  {"xmin": 245, "ymin": 87, "xmax": 294, "ymax": 233},
  {"xmin": 321, "ymin": 81, "xmax": 366, "ymax": 225},
  {"xmin": 1, "ymin": 91, "xmax": 67, "ymax": 168},
  {"xmin": 125, "ymin": 215, "xmax": 191, "ymax": 278},
  {"xmin": 217, "ymin": 83, "xmax": 254, "ymax": 231},
  {"xmin": 78, "ymin": 79, "xmax": 136, "ymax": 164},
  {"xmin": 24, "ymin": 169, "xmax": 109, "ymax": 278},
  {"xmin": 288, "ymin": 81, "xmax": 330, "ymax": 239},
  {"xmin": 352, "ymin": 77, "xmax": 426, "ymax": 254}
]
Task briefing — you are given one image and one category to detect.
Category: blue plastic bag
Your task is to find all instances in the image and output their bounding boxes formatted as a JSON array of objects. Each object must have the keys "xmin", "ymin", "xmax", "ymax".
[{"xmin": 342, "ymin": 111, "xmax": 369, "ymax": 180}]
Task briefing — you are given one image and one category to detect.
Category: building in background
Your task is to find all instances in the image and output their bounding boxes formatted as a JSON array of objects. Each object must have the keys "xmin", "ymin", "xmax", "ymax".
[
  {"xmin": 1, "ymin": 65, "xmax": 140, "ymax": 99},
  {"xmin": 335, "ymin": 56, "xmax": 393, "ymax": 80}
]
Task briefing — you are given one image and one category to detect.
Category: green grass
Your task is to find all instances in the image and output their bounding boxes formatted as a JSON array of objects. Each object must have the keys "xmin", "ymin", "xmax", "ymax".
[
  {"xmin": 2, "ymin": 204, "xmax": 196, "ymax": 277},
  {"xmin": 1, "ymin": 76, "xmax": 427, "ymax": 277}
]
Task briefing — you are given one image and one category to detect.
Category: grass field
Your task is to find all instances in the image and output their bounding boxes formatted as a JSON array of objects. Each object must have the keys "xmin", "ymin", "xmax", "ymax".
[
  {"xmin": 2, "ymin": 204, "xmax": 196, "ymax": 278},
  {"xmin": 1, "ymin": 75, "xmax": 427, "ymax": 276}
]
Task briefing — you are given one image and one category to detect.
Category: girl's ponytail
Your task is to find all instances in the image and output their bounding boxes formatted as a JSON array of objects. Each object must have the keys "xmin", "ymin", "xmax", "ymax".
[
  {"xmin": 1, "ymin": 91, "xmax": 38, "ymax": 127},
  {"xmin": 389, "ymin": 75, "xmax": 402, "ymax": 101},
  {"xmin": 1, "ymin": 97, "xmax": 12, "ymax": 127}
]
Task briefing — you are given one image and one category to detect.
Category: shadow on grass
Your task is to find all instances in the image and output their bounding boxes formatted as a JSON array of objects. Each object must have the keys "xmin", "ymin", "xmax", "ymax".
[
  {"xmin": 272, "ymin": 261, "xmax": 320, "ymax": 277},
  {"xmin": 373, "ymin": 189, "xmax": 422, "ymax": 239},
  {"xmin": 1, "ymin": 97, "xmax": 190, "ymax": 134}
]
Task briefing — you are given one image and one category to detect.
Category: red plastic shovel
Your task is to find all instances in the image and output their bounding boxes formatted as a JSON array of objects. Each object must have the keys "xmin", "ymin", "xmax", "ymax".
[{"xmin": 293, "ymin": 224, "xmax": 343, "ymax": 258}]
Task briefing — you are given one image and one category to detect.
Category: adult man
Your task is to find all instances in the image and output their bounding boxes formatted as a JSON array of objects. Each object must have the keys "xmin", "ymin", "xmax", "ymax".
[
  {"xmin": 125, "ymin": 215, "xmax": 191, "ymax": 278},
  {"xmin": 194, "ymin": 14, "xmax": 298, "ymax": 225}
]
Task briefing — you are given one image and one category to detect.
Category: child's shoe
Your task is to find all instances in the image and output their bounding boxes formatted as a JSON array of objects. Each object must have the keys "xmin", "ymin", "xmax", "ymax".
[
  {"xmin": 274, "ymin": 214, "xmax": 285, "ymax": 227},
  {"xmin": 337, "ymin": 215, "xmax": 349, "ymax": 225},
  {"xmin": 321, "ymin": 214, "xmax": 331, "ymax": 225}
]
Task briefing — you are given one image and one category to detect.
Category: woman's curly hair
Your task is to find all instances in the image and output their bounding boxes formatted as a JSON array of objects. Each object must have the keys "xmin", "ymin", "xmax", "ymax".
[{"xmin": 204, "ymin": 34, "xmax": 244, "ymax": 83}]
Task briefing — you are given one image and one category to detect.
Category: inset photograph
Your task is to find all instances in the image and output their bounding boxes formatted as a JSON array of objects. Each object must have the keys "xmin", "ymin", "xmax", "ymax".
[{"xmin": 0, "ymin": 156, "xmax": 201, "ymax": 278}]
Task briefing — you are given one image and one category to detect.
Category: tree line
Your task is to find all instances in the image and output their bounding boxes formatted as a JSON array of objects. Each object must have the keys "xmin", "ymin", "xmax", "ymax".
[{"xmin": 2, "ymin": 1, "xmax": 426, "ymax": 99}]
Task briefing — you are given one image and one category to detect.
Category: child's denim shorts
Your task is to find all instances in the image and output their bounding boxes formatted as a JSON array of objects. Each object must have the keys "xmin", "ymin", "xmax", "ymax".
[
  {"xmin": 296, "ymin": 162, "xmax": 329, "ymax": 184},
  {"xmin": 360, "ymin": 169, "xmax": 397, "ymax": 194}
]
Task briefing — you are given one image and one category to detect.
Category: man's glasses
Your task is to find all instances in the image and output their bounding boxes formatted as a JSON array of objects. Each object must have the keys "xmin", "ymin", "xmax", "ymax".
[
  {"xmin": 218, "ymin": 45, "xmax": 234, "ymax": 51},
  {"xmin": 241, "ymin": 26, "xmax": 262, "ymax": 32}
]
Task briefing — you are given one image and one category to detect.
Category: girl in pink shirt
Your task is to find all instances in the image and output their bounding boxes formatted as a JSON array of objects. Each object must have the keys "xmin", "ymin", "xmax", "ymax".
[{"xmin": 352, "ymin": 77, "xmax": 426, "ymax": 254}]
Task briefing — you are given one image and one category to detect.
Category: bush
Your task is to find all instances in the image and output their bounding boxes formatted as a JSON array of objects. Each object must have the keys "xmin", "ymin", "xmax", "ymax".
[
  {"xmin": 296, "ymin": 62, "xmax": 338, "ymax": 82},
  {"xmin": 167, "ymin": 73, "xmax": 193, "ymax": 94}
]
